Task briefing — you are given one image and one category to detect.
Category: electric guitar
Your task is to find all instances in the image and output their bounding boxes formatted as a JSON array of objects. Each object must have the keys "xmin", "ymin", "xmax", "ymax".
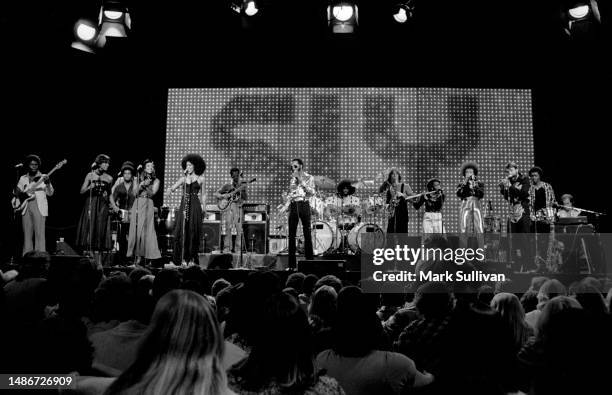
[
  {"xmin": 12, "ymin": 159, "xmax": 67, "ymax": 215},
  {"xmin": 217, "ymin": 178, "xmax": 256, "ymax": 211}
]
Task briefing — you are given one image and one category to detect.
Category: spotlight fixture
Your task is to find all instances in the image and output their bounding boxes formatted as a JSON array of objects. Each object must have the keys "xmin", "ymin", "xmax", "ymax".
[
  {"xmin": 328, "ymin": 1, "xmax": 359, "ymax": 34},
  {"xmin": 71, "ymin": 19, "xmax": 98, "ymax": 53},
  {"xmin": 97, "ymin": 0, "xmax": 131, "ymax": 48},
  {"xmin": 563, "ymin": 0, "xmax": 601, "ymax": 38},
  {"xmin": 230, "ymin": 0, "xmax": 260, "ymax": 16},
  {"xmin": 392, "ymin": 1, "xmax": 415, "ymax": 24}
]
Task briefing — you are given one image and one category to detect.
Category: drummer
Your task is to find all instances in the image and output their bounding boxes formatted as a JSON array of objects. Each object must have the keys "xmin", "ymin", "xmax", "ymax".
[{"xmin": 326, "ymin": 180, "xmax": 361, "ymax": 228}]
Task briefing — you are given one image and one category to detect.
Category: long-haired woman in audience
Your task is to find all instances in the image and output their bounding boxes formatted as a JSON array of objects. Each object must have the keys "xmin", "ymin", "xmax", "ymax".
[
  {"xmin": 228, "ymin": 292, "xmax": 344, "ymax": 395},
  {"xmin": 105, "ymin": 289, "xmax": 234, "ymax": 395},
  {"xmin": 491, "ymin": 292, "xmax": 533, "ymax": 352},
  {"xmin": 317, "ymin": 286, "xmax": 433, "ymax": 395},
  {"xmin": 308, "ymin": 285, "xmax": 337, "ymax": 354}
]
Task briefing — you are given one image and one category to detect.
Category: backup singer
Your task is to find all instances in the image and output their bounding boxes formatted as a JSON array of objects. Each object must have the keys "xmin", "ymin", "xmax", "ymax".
[
  {"xmin": 557, "ymin": 194, "xmax": 581, "ymax": 218},
  {"xmin": 414, "ymin": 178, "xmax": 445, "ymax": 233},
  {"xmin": 110, "ymin": 161, "xmax": 136, "ymax": 262},
  {"xmin": 287, "ymin": 158, "xmax": 315, "ymax": 270},
  {"xmin": 127, "ymin": 159, "xmax": 161, "ymax": 263},
  {"xmin": 15, "ymin": 155, "xmax": 54, "ymax": 255},
  {"xmin": 528, "ymin": 166, "xmax": 556, "ymax": 269},
  {"xmin": 456, "ymin": 162, "xmax": 485, "ymax": 234},
  {"xmin": 499, "ymin": 161, "xmax": 532, "ymax": 270},
  {"xmin": 214, "ymin": 168, "xmax": 247, "ymax": 253},
  {"xmin": 76, "ymin": 154, "xmax": 113, "ymax": 254},
  {"xmin": 528, "ymin": 166, "xmax": 556, "ymax": 225},
  {"xmin": 167, "ymin": 154, "xmax": 206, "ymax": 265},
  {"xmin": 379, "ymin": 169, "xmax": 414, "ymax": 234}
]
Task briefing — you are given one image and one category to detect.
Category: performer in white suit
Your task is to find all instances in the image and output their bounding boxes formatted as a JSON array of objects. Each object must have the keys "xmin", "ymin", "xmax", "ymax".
[{"xmin": 15, "ymin": 155, "xmax": 54, "ymax": 255}]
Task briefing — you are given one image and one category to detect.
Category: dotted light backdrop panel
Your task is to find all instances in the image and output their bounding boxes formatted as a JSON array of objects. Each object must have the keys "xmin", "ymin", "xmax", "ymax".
[{"xmin": 165, "ymin": 88, "xmax": 534, "ymax": 234}]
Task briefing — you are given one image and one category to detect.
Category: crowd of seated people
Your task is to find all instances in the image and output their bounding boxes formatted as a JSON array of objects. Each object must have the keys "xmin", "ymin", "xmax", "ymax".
[{"xmin": 1, "ymin": 251, "xmax": 611, "ymax": 395}]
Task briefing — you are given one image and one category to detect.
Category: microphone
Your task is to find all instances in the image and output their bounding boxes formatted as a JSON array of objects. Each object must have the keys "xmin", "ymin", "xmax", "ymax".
[
  {"xmin": 137, "ymin": 164, "xmax": 143, "ymax": 172},
  {"xmin": 91, "ymin": 162, "xmax": 97, "ymax": 169},
  {"xmin": 117, "ymin": 171, "xmax": 122, "ymax": 177},
  {"xmin": 14, "ymin": 163, "xmax": 23, "ymax": 168}
]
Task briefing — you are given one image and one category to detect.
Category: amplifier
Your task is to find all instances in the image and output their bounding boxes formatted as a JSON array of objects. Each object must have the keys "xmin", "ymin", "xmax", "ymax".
[
  {"xmin": 204, "ymin": 211, "xmax": 222, "ymax": 221},
  {"xmin": 201, "ymin": 221, "xmax": 221, "ymax": 253},
  {"xmin": 243, "ymin": 221, "xmax": 268, "ymax": 254},
  {"xmin": 206, "ymin": 204, "xmax": 221, "ymax": 212}
]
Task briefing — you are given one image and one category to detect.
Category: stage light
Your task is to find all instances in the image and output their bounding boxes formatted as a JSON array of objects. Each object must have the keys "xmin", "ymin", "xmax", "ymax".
[
  {"xmin": 332, "ymin": 5, "xmax": 354, "ymax": 22},
  {"xmin": 71, "ymin": 19, "xmax": 98, "ymax": 53},
  {"xmin": 563, "ymin": 0, "xmax": 601, "ymax": 39},
  {"xmin": 568, "ymin": 4, "xmax": 590, "ymax": 19},
  {"xmin": 245, "ymin": 1, "xmax": 259, "ymax": 16},
  {"xmin": 75, "ymin": 20, "xmax": 97, "ymax": 41},
  {"xmin": 328, "ymin": 1, "xmax": 359, "ymax": 34},
  {"xmin": 230, "ymin": 0, "xmax": 260, "ymax": 17},
  {"xmin": 97, "ymin": 0, "xmax": 131, "ymax": 48},
  {"xmin": 393, "ymin": 1, "xmax": 415, "ymax": 24}
]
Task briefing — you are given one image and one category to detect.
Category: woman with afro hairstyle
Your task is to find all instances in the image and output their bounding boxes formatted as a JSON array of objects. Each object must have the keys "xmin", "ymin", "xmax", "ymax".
[{"xmin": 167, "ymin": 154, "xmax": 206, "ymax": 265}]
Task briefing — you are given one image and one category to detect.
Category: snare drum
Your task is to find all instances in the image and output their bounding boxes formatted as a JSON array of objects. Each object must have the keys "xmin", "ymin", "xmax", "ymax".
[
  {"xmin": 348, "ymin": 223, "xmax": 385, "ymax": 253},
  {"xmin": 338, "ymin": 215, "xmax": 358, "ymax": 229}
]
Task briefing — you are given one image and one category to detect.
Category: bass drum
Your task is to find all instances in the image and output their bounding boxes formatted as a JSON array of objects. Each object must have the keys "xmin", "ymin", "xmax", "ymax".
[
  {"xmin": 298, "ymin": 221, "xmax": 340, "ymax": 256},
  {"xmin": 348, "ymin": 223, "xmax": 385, "ymax": 254}
]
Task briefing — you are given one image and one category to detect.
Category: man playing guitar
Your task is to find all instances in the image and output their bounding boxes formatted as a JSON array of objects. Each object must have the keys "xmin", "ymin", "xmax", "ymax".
[
  {"xmin": 14, "ymin": 155, "xmax": 55, "ymax": 255},
  {"xmin": 214, "ymin": 168, "xmax": 248, "ymax": 253}
]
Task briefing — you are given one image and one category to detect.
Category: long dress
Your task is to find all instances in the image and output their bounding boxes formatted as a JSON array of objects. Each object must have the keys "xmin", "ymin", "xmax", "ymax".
[
  {"xmin": 383, "ymin": 183, "xmax": 411, "ymax": 234},
  {"xmin": 173, "ymin": 181, "xmax": 203, "ymax": 264},
  {"xmin": 76, "ymin": 177, "xmax": 113, "ymax": 252},
  {"xmin": 127, "ymin": 182, "xmax": 161, "ymax": 260}
]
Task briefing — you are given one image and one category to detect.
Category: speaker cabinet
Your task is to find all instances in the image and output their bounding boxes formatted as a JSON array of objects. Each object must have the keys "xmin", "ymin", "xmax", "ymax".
[
  {"xmin": 201, "ymin": 221, "xmax": 221, "ymax": 253},
  {"xmin": 242, "ymin": 221, "xmax": 268, "ymax": 254}
]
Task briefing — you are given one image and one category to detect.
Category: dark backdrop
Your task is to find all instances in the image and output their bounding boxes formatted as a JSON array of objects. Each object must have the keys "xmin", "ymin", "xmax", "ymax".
[{"xmin": 2, "ymin": 0, "xmax": 609, "ymax": 258}]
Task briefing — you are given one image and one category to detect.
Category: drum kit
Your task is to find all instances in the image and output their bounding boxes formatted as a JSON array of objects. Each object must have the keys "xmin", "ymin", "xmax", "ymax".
[{"xmin": 275, "ymin": 174, "xmax": 388, "ymax": 256}]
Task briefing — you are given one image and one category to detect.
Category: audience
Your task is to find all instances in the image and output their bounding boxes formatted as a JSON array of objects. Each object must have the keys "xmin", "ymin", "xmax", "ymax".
[
  {"xmin": 317, "ymin": 286, "xmax": 432, "ymax": 395},
  {"xmin": 2, "ymin": 251, "xmax": 610, "ymax": 395},
  {"xmin": 490, "ymin": 292, "xmax": 533, "ymax": 352},
  {"xmin": 102, "ymin": 289, "xmax": 233, "ymax": 394},
  {"xmin": 308, "ymin": 285, "xmax": 337, "ymax": 354},
  {"xmin": 525, "ymin": 279, "xmax": 566, "ymax": 328},
  {"xmin": 314, "ymin": 275, "xmax": 343, "ymax": 294},
  {"xmin": 228, "ymin": 292, "xmax": 344, "ymax": 394}
]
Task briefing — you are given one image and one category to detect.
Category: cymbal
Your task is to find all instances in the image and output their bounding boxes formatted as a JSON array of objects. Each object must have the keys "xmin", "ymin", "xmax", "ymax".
[{"xmin": 313, "ymin": 175, "xmax": 337, "ymax": 189}]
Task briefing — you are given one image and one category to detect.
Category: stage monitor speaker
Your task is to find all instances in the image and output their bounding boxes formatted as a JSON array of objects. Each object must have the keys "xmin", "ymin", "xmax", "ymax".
[
  {"xmin": 298, "ymin": 259, "xmax": 345, "ymax": 275},
  {"xmin": 201, "ymin": 221, "xmax": 221, "ymax": 253},
  {"xmin": 243, "ymin": 222, "xmax": 268, "ymax": 254}
]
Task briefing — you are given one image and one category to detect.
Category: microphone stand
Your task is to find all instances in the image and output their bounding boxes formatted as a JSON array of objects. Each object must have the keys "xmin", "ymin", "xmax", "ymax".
[
  {"xmin": 87, "ymin": 168, "xmax": 95, "ymax": 259},
  {"xmin": 181, "ymin": 172, "xmax": 188, "ymax": 266},
  {"xmin": 11, "ymin": 166, "xmax": 22, "ymax": 262},
  {"xmin": 133, "ymin": 170, "xmax": 143, "ymax": 266}
]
